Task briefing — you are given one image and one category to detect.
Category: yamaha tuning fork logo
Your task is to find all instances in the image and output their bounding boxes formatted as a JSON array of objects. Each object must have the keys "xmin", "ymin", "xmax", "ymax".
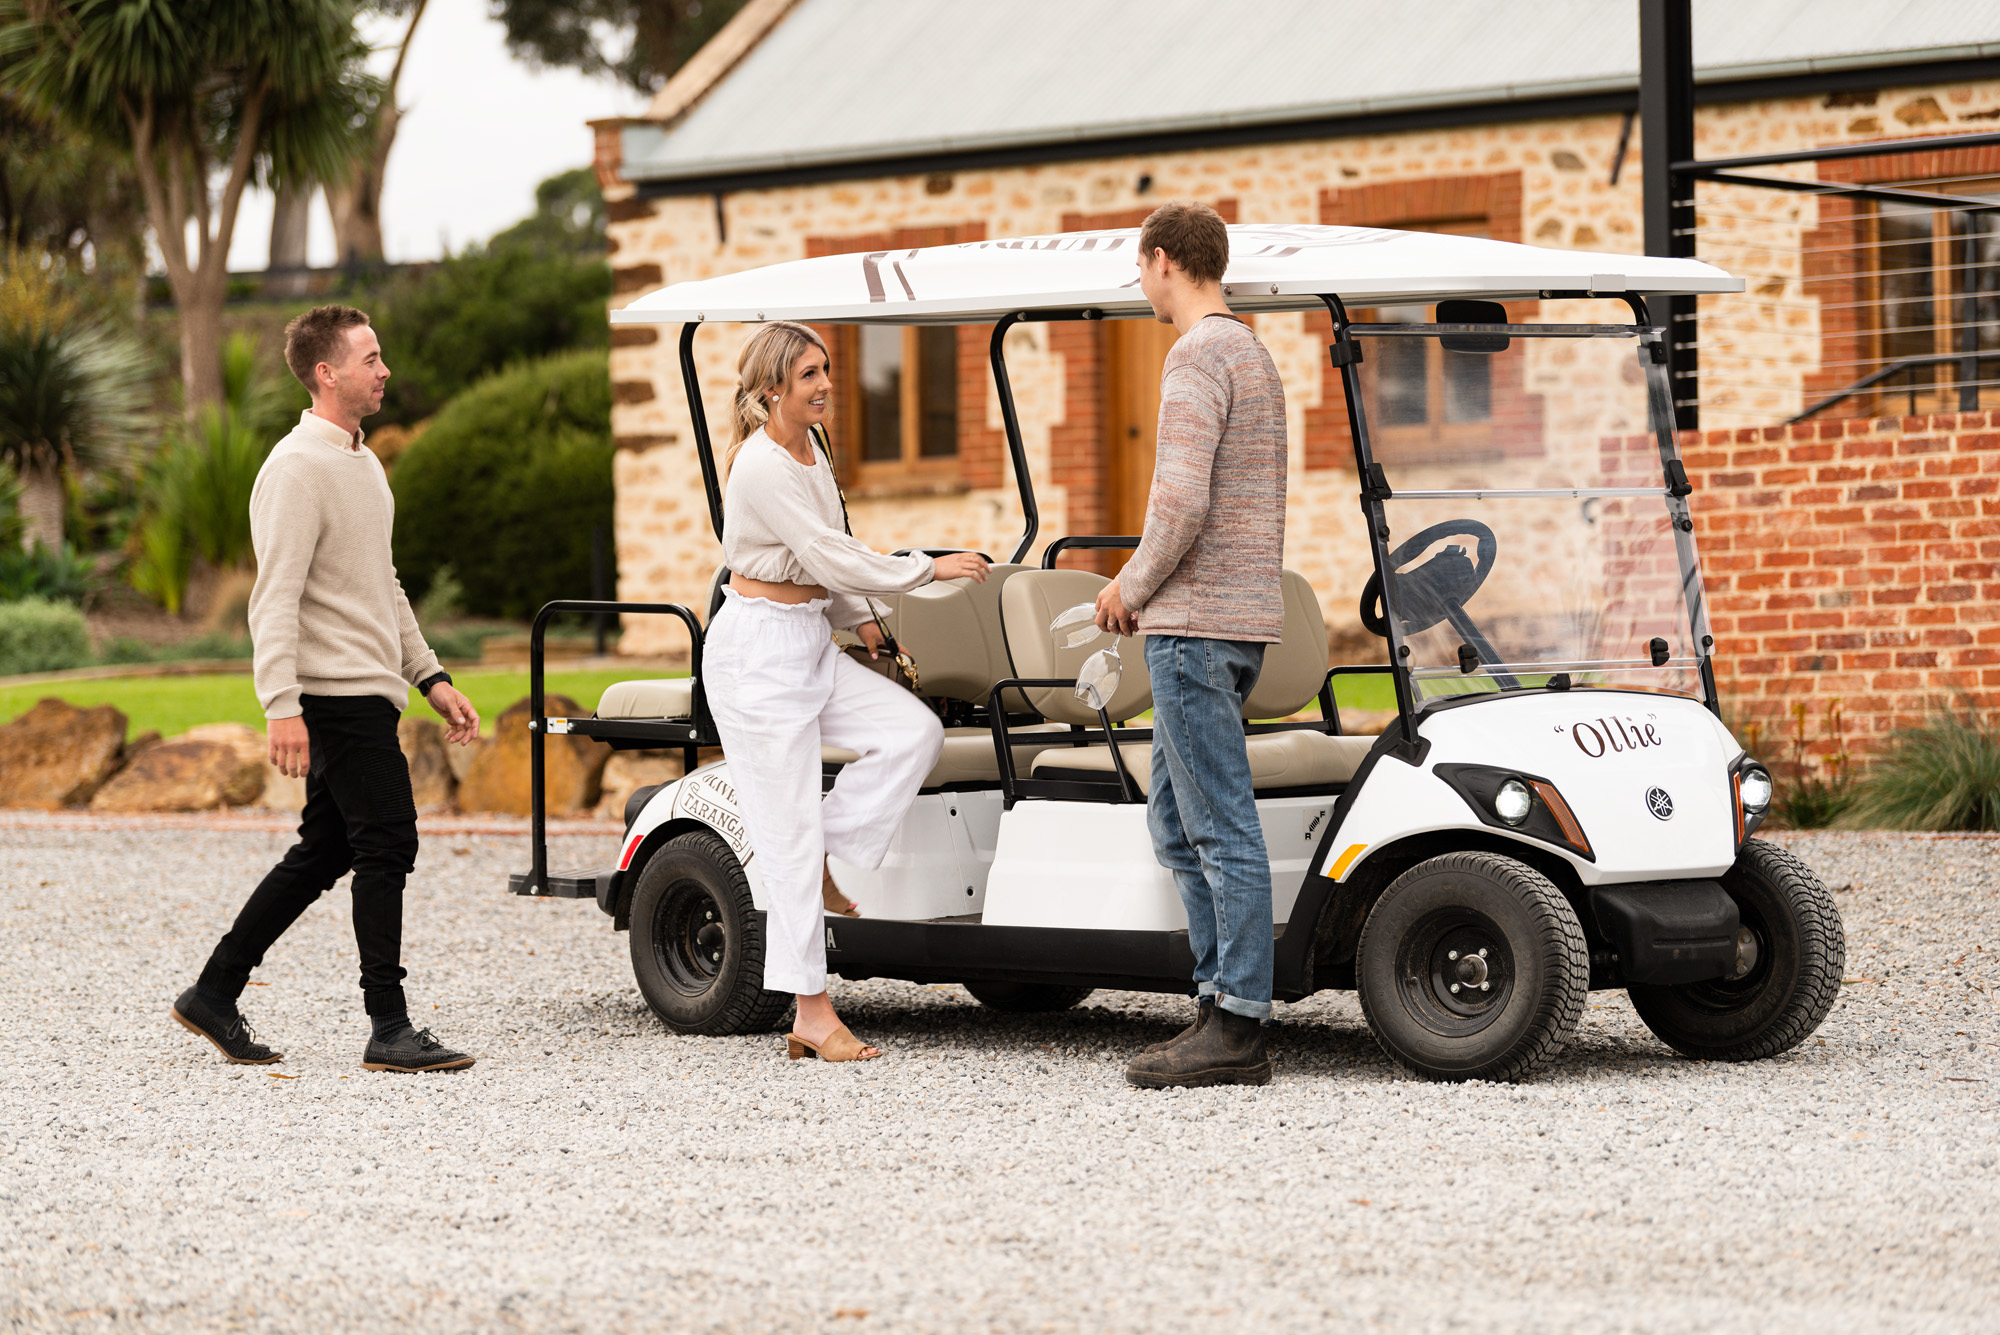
[{"xmin": 1645, "ymin": 787, "xmax": 1675, "ymax": 821}]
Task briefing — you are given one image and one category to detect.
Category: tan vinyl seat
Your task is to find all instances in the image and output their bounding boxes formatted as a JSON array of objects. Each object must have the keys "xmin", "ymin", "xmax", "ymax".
[
  {"xmin": 875, "ymin": 563, "xmax": 1030, "ymax": 704},
  {"xmin": 996, "ymin": 568, "xmax": 1152, "ymax": 724},
  {"xmin": 925, "ymin": 724, "xmax": 1072, "ymax": 786},
  {"xmin": 597, "ymin": 677, "xmax": 696, "ymax": 720},
  {"xmin": 1029, "ymin": 729, "xmax": 1375, "ymax": 793},
  {"xmin": 1029, "ymin": 569, "xmax": 1365, "ymax": 794}
]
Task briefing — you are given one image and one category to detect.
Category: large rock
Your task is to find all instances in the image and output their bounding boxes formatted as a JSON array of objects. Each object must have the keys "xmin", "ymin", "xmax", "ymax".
[
  {"xmin": 398, "ymin": 714, "xmax": 457, "ymax": 809},
  {"xmin": 92, "ymin": 723, "xmax": 267, "ymax": 812},
  {"xmin": 0, "ymin": 698, "xmax": 130, "ymax": 808},
  {"xmin": 456, "ymin": 694, "xmax": 611, "ymax": 817},
  {"xmin": 255, "ymin": 760, "xmax": 307, "ymax": 814},
  {"xmin": 592, "ymin": 751, "xmax": 683, "ymax": 820}
]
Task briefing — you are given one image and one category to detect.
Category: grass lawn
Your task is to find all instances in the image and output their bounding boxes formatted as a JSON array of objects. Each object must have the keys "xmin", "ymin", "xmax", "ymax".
[
  {"xmin": 3, "ymin": 664, "xmax": 1393, "ymax": 743},
  {"xmin": 0, "ymin": 668, "xmax": 679, "ymax": 742}
]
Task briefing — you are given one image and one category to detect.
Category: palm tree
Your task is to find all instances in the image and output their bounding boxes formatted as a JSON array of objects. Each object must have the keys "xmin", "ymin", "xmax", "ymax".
[
  {"xmin": 0, "ymin": 0, "xmax": 376, "ymax": 416},
  {"xmin": 0, "ymin": 257, "xmax": 146, "ymax": 551}
]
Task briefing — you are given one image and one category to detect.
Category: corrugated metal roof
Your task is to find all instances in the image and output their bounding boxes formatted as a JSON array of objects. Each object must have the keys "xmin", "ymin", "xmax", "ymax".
[{"xmin": 620, "ymin": 0, "xmax": 2000, "ymax": 184}]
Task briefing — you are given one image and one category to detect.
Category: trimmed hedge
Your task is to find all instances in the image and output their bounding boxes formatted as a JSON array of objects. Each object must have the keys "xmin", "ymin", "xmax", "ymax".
[
  {"xmin": 0, "ymin": 596, "xmax": 91, "ymax": 675},
  {"xmin": 390, "ymin": 349, "xmax": 614, "ymax": 620}
]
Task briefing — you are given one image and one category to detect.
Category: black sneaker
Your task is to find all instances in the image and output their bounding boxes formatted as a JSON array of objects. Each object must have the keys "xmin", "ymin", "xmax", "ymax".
[
  {"xmin": 171, "ymin": 987, "xmax": 282, "ymax": 1065},
  {"xmin": 362, "ymin": 1028, "xmax": 475, "ymax": 1072}
]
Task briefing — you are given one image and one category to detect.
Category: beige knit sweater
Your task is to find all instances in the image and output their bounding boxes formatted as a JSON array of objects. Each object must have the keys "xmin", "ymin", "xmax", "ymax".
[
  {"xmin": 248, "ymin": 410, "xmax": 441, "ymax": 719},
  {"xmin": 1116, "ymin": 314, "xmax": 1289, "ymax": 642}
]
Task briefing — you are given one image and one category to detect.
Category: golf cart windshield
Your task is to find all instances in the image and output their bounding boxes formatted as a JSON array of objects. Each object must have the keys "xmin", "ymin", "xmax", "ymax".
[{"xmin": 1350, "ymin": 311, "xmax": 1707, "ymax": 707}]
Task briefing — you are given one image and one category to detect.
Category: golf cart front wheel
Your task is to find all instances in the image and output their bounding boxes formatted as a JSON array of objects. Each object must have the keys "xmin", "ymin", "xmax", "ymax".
[
  {"xmin": 1356, "ymin": 851, "xmax": 1589, "ymax": 1082},
  {"xmin": 1627, "ymin": 838, "xmax": 1845, "ymax": 1062},
  {"xmin": 962, "ymin": 981, "xmax": 1094, "ymax": 1012},
  {"xmin": 628, "ymin": 830, "xmax": 794, "ymax": 1036}
]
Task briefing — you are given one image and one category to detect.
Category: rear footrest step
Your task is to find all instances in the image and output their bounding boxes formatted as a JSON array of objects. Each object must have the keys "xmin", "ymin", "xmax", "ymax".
[{"xmin": 509, "ymin": 867, "xmax": 620, "ymax": 900}]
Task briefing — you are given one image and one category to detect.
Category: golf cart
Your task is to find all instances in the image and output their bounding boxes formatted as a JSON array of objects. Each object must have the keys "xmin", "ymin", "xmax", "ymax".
[{"xmin": 508, "ymin": 224, "xmax": 1845, "ymax": 1082}]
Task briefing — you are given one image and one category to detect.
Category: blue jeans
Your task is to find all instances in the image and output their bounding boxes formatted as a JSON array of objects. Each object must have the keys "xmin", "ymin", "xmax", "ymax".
[{"xmin": 1144, "ymin": 635, "xmax": 1273, "ymax": 1020}]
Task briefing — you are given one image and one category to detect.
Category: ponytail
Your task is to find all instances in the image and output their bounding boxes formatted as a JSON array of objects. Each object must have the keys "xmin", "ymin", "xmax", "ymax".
[{"xmin": 725, "ymin": 321, "xmax": 830, "ymax": 476}]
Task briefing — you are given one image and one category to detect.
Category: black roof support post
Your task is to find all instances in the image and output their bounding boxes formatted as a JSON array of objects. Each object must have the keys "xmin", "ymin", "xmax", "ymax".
[{"xmin": 1641, "ymin": 0, "xmax": 1698, "ymax": 432}]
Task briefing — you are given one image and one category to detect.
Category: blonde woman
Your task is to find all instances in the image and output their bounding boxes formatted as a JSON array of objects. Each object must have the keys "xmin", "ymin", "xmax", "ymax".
[{"xmin": 708, "ymin": 321, "xmax": 990, "ymax": 1063}]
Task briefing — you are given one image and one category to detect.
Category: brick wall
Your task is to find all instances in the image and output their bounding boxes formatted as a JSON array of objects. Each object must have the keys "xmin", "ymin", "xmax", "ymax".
[{"xmin": 1689, "ymin": 411, "xmax": 2000, "ymax": 765}]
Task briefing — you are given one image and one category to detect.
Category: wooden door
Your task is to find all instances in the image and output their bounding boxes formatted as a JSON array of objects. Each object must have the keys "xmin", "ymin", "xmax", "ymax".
[{"xmin": 1104, "ymin": 318, "xmax": 1182, "ymax": 570}]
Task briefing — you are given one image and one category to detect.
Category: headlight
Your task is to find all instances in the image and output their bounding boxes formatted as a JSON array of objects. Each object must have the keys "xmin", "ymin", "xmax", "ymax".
[
  {"xmin": 1494, "ymin": 778, "xmax": 1533, "ymax": 825},
  {"xmin": 1738, "ymin": 766, "xmax": 1772, "ymax": 814}
]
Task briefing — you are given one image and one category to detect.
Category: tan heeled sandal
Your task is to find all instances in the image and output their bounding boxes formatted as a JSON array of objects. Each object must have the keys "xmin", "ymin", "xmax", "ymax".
[
  {"xmin": 785, "ymin": 1025, "xmax": 881, "ymax": 1062},
  {"xmin": 821, "ymin": 871, "xmax": 861, "ymax": 918}
]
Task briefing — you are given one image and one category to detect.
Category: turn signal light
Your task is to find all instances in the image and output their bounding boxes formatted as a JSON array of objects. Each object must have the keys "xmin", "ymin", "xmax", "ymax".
[{"xmin": 1529, "ymin": 780, "xmax": 1592, "ymax": 858}]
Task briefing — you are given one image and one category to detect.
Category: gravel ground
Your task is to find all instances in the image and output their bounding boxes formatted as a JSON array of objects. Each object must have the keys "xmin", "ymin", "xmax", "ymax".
[{"xmin": 1, "ymin": 821, "xmax": 1996, "ymax": 1334}]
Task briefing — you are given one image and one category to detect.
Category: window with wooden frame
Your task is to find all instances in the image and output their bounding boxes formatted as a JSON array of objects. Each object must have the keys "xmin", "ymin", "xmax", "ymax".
[
  {"xmin": 1866, "ymin": 188, "xmax": 2000, "ymax": 417},
  {"xmin": 844, "ymin": 324, "xmax": 961, "ymax": 479},
  {"xmin": 1355, "ymin": 218, "xmax": 1540, "ymax": 464},
  {"xmin": 804, "ymin": 223, "xmax": 984, "ymax": 492}
]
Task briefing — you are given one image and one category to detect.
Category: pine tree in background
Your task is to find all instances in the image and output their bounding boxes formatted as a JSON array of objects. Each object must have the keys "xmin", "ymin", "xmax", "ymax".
[{"xmin": 491, "ymin": 0, "xmax": 749, "ymax": 93}]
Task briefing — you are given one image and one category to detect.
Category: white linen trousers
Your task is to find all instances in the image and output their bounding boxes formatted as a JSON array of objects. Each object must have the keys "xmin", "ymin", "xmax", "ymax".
[{"xmin": 702, "ymin": 588, "xmax": 944, "ymax": 995}]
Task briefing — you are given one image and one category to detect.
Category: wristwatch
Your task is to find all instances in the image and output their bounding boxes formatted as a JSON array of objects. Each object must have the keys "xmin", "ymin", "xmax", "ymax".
[{"xmin": 417, "ymin": 670, "xmax": 453, "ymax": 699}]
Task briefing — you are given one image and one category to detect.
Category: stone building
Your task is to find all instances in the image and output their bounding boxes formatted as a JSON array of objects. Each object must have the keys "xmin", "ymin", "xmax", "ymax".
[{"xmin": 591, "ymin": 0, "xmax": 2000, "ymax": 760}]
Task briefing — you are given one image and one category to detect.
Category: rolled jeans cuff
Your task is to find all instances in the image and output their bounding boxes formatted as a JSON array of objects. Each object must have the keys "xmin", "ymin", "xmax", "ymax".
[
  {"xmin": 1196, "ymin": 981, "xmax": 1220, "ymax": 999},
  {"xmin": 1215, "ymin": 993, "xmax": 1271, "ymax": 1021}
]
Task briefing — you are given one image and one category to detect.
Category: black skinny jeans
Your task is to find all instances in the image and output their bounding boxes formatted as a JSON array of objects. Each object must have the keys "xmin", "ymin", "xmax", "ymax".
[{"xmin": 199, "ymin": 694, "xmax": 419, "ymax": 1017}]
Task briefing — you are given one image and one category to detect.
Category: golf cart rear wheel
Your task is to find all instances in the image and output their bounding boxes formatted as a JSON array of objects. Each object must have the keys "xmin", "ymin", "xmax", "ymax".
[
  {"xmin": 962, "ymin": 981, "xmax": 1094, "ymax": 1013},
  {"xmin": 628, "ymin": 830, "xmax": 794, "ymax": 1036},
  {"xmin": 1627, "ymin": 838, "xmax": 1845, "ymax": 1062},
  {"xmin": 1356, "ymin": 851, "xmax": 1589, "ymax": 1083}
]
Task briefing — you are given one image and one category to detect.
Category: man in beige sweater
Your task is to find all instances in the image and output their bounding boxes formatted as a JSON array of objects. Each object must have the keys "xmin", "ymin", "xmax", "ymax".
[
  {"xmin": 171, "ymin": 305, "xmax": 482, "ymax": 1073},
  {"xmin": 1095, "ymin": 203, "xmax": 1289, "ymax": 1089}
]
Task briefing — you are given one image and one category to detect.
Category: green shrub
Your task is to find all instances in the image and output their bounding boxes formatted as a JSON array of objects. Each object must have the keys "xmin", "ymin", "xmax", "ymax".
[
  {"xmin": 0, "ymin": 539, "xmax": 93, "ymax": 603},
  {"xmin": 370, "ymin": 243, "xmax": 610, "ymax": 428},
  {"xmin": 95, "ymin": 635, "xmax": 155, "ymax": 665},
  {"xmin": 129, "ymin": 403, "xmax": 271, "ymax": 612},
  {"xmin": 0, "ymin": 596, "xmax": 90, "ymax": 675},
  {"xmin": 390, "ymin": 349, "xmax": 613, "ymax": 620},
  {"xmin": 1843, "ymin": 706, "xmax": 2000, "ymax": 831},
  {"xmin": 422, "ymin": 621, "xmax": 513, "ymax": 663}
]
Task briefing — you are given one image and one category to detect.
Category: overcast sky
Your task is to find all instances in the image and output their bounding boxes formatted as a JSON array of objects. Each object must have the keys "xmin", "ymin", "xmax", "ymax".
[{"xmin": 224, "ymin": 4, "xmax": 648, "ymax": 270}]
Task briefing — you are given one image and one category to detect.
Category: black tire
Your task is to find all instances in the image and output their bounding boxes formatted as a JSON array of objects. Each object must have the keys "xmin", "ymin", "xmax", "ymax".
[
  {"xmin": 962, "ymin": 981, "xmax": 1094, "ymax": 1013},
  {"xmin": 628, "ymin": 830, "xmax": 794, "ymax": 1036},
  {"xmin": 1627, "ymin": 838, "xmax": 1845, "ymax": 1062},
  {"xmin": 1356, "ymin": 851, "xmax": 1589, "ymax": 1082}
]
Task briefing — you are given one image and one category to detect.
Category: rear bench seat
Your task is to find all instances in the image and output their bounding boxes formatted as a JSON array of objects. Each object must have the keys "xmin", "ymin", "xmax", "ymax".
[
  {"xmin": 592, "ymin": 563, "xmax": 1074, "ymax": 786},
  {"xmin": 1024, "ymin": 569, "xmax": 1371, "ymax": 795}
]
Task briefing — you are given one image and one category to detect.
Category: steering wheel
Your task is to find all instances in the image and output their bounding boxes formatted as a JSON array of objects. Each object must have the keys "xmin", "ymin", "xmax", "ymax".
[{"xmin": 1359, "ymin": 519, "xmax": 1498, "ymax": 638}]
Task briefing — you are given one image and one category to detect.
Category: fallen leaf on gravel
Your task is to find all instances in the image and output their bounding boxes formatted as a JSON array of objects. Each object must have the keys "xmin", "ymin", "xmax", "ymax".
[{"xmin": 267, "ymin": 1073, "xmax": 296, "ymax": 1080}]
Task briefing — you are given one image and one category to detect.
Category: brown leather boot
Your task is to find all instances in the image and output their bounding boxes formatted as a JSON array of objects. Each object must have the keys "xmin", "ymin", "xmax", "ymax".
[
  {"xmin": 1125, "ymin": 1005, "xmax": 1271, "ymax": 1088},
  {"xmin": 1140, "ymin": 996, "xmax": 1213, "ymax": 1055}
]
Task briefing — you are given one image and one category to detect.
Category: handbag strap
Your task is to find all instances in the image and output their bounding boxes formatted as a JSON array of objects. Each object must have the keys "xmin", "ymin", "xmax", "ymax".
[{"xmin": 809, "ymin": 423, "xmax": 898, "ymax": 651}]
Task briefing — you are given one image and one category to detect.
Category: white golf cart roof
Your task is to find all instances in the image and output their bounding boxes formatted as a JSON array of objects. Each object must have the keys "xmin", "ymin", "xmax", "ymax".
[{"xmin": 614, "ymin": 223, "xmax": 1741, "ymax": 326}]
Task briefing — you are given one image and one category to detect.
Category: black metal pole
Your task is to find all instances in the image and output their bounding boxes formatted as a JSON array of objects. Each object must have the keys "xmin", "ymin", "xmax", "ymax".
[
  {"xmin": 989, "ymin": 315, "xmax": 1040, "ymax": 564},
  {"xmin": 590, "ymin": 525, "xmax": 609, "ymax": 655},
  {"xmin": 1640, "ymin": 0, "xmax": 1698, "ymax": 431},
  {"xmin": 528, "ymin": 603, "xmax": 551, "ymax": 894},
  {"xmin": 679, "ymin": 322, "xmax": 726, "ymax": 542}
]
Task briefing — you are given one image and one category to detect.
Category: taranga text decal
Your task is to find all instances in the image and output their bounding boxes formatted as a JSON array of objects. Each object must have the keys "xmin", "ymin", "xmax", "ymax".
[{"xmin": 670, "ymin": 763, "xmax": 754, "ymax": 865}]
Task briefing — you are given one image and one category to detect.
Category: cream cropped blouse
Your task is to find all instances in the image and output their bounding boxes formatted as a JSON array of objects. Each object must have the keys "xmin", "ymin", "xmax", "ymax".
[{"xmin": 721, "ymin": 429, "xmax": 936, "ymax": 629}]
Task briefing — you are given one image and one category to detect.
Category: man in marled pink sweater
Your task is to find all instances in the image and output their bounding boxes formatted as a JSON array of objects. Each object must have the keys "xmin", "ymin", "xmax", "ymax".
[{"xmin": 1096, "ymin": 202, "xmax": 1289, "ymax": 1089}]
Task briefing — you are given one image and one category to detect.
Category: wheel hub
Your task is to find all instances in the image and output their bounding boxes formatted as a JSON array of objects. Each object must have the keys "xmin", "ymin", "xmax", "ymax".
[
  {"xmin": 652, "ymin": 881, "xmax": 728, "ymax": 996},
  {"xmin": 1419, "ymin": 925, "xmax": 1509, "ymax": 1021},
  {"xmin": 1728, "ymin": 925, "xmax": 1760, "ymax": 981}
]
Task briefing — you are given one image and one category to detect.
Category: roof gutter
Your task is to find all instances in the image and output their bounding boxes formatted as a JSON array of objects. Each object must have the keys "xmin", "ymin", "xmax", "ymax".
[{"xmin": 622, "ymin": 48, "xmax": 2000, "ymax": 198}]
